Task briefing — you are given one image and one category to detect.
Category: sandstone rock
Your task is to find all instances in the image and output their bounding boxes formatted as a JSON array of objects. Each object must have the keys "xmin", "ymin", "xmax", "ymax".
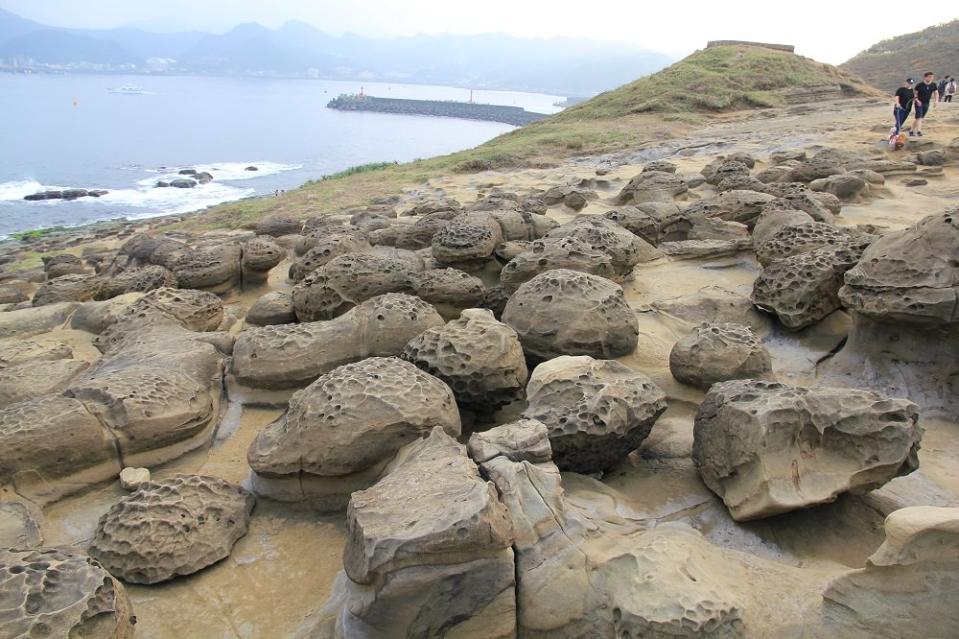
[
  {"xmin": 703, "ymin": 159, "xmax": 750, "ymax": 186},
  {"xmin": 467, "ymin": 418, "xmax": 552, "ymax": 464},
  {"xmin": 0, "ymin": 500, "xmax": 42, "ymax": 547},
  {"xmin": 524, "ymin": 356, "xmax": 666, "ymax": 473},
  {"xmin": 0, "ymin": 358, "xmax": 88, "ymax": 406},
  {"xmin": 95, "ymin": 265, "xmax": 176, "ymax": 300},
  {"xmin": 545, "ymin": 216, "xmax": 659, "ymax": 276},
  {"xmin": 32, "ymin": 273, "xmax": 101, "ymax": 306},
  {"xmin": 915, "ymin": 150, "xmax": 947, "ymax": 166},
  {"xmin": 752, "ymin": 246, "xmax": 863, "ymax": 330},
  {"xmin": 291, "ymin": 253, "xmax": 418, "ymax": 322},
  {"xmin": 42, "ymin": 253, "xmax": 86, "ymax": 279},
  {"xmin": 172, "ymin": 242, "xmax": 241, "ymax": 292},
  {"xmin": 289, "ymin": 230, "xmax": 372, "ymax": 281},
  {"xmin": 119, "ymin": 466, "xmax": 151, "ymax": 491},
  {"xmin": 256, "ymin": 215, "xmax": 302, "ymax": 237},
  {"xmin": 669, "ymin": 323, "xmax": 772, "ymax": 389},
  {"xmin": 761, "ymin": 185, "xmax": 836, "ymax": 224},
  {"xmin": 602, "ymin": 206, "xmax": 660, "ymax": 244},
  {"xmin": 487, "ymin": 208, "xmax": 557, "ymax": 240},
  {"xmin": 500, "ymin": 236, "xmax": 617, "ymax": 293},
  {"xmin": 315, "ymin": 427, "xmax": 515, "ymax": 638},
  {"xmin": 693, "ymin": 379, "xmax": 922, "ymax": 520},
  {"xmin": 248, "ymin": 358, "xmax": 460, "ymax": 505},
  {"xmin": 231, "ymin": 293, "xmax": 444, "ymax": 393},
  {"xmin": 823, "ymin": 506, "xmax": 959, "ymax": 638},
  {"xmin": 403, "ymin": 308, "xmax": 527, "ymax": 411},
  {"xmin": 241, "ymin": 235, "xmax": 284, "ymax": 281},
  {"xmin": 409, "ymin": 267, "xmax": 485, "ymax": 320},
  {"xmin": 431, "ymin": 216, "xmax": 502, "ymax": 267},
  {"xmin": 616, "ymin": 171, "xmax": 688, "ymax": 204},
  {"xmin": 0, "ymin": 280, "xmax": 30, "ymax": 304},
  {"xmin": 245, "ymin": 290, "xmax": 296, "ymax": 326},
  {"xmin": 0, "ymin": 396, "xmax": 120, "ymax": 503},
  {"xmin": 503, "ymin": 269, "xmax": 638, "ymax": 361},
  {"xmin": 659, "ymin": 238, "xmax": 750, "ymax": 259},
  {"xmin": 810, "ymin": 173, "xmax": 868, "ymax": 200},
  {"xmin": 89, "ymin": 474, "xmax": 254, "ymax": 583},
  {"xmin": 751, "ymin": 209, "xmax": 816, "ymax": 249},
  {"xmin": 653, "ymin": 286, "xmax": 770, "ymax": 336},
  {"xmin": 755, "ymin": 221, "xmax": 871, "ymax": 266},
  {"xmin": 0, "ymin": 546, "xmax": 135, "ymax": 638},
  {"xmin": 683, "ymin": 190, "xmax": 776, "ymax": 228},
  {"xmin": 95, "ymin": 287, "xmax": 223, "ymax": 352}
]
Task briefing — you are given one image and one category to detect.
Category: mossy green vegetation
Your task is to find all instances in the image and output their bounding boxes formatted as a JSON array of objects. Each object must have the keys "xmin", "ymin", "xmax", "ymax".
[{"xmin": 10, "ymin": 226, "xmax": 68, "ymax": 241}]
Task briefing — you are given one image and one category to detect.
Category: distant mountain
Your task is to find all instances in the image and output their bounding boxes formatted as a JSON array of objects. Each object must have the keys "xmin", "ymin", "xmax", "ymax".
[
  {"xmin": 841, "ymin": 20, "xmax": 959, "ymax": 91},
  {"xmin": 0, "ymin": 8, "xmax": 673, "ymax": 95}
]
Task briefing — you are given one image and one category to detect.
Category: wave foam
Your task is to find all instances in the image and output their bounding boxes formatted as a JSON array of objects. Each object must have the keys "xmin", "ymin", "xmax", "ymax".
[
  {"xmin": 136, "ymin": 161, "xmax": 301, "ymax": 186},
  {"xmin": 0, "ymin": 180, "xmax": 64, "ymax": 202}
]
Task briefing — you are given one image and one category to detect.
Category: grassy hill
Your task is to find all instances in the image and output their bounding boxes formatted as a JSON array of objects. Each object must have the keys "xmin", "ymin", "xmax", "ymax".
[
  {"xmin": 842, "ymin": 20, "xmax": 959, "ymax": 91},
  {"xmin": 168, "ymin": 44, "xmax": 876, "ymax": 231}
]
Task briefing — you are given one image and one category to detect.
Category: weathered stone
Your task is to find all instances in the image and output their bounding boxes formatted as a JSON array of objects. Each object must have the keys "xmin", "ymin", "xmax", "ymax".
[
  {"xmin": 403, "ymin": 308, "xmax": 527, "ymax": 410},
  {"xmin": 616, "ymin": 171, "xmax": 688, "ymax": 204},
  {"xmin": 119, "ymin": 466, "xmax": 150, "ymax": 491},
  {"xmin": 683, "ymin": 190, "xmax": 777, "ymax": 228},
  {"xmin": 171, "ymin": 242, "xmax": 242, "ymax": 292},
  {"xmin": 503, "ymin": 270, "xmax": 638, "ymax": 361},
  {"xmin": 32, "ymin": 273, "xmax": 101, "ymax": 306},
  {"xmin": 500, "ymin": 236, "xmax": 617, "ymax": 292},
  {"xmin": 669, "ymin": 323, "xmax": 772, "ymax": 389},
  {"xmin": 409, "ymin": 267, "xmax": 486, "ymax": 320},
  {"xmin": 245, "ymin": 290, "xmax": 296, "ymax": 326},
  {"xmin": 89, "ymin": 475, "xmax": 254, "ymax": 583},
  {"xmin": 0, "ymin": 358, "xmax": 89, "ymax": 406},
  {"xmin": 545, "ymin": 216, "xmax": 659, "ymax": 276},
  {"xmin": 0, "ymin": 546, "xmax": 135, "ymax": 638},
  {"xmin": 241, "ymin": 235, "xmax": 284, "ymax": 281},
  {"xmin": 755, "ymin": 221, "xmax": 872, "ymax": 266},
  {"xmin": 289, "ymin": 230, "xmax": 372, "ymax": 281},
  {"xmin": 95, "ymin": 265, "xmax": 176, "ymax": 300},
  {"xmin": 524, "ymin": 356, "xmax": 667, "ymax": 473},
  {"xmin": 693, "ymin": 379, "xmax": 922, "ymax": 520}
]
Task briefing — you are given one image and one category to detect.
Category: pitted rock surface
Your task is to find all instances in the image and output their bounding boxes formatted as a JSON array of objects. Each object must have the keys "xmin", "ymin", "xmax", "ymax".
[
  {"xmin": 42, "ymin": 253, "xmax": 86, "ymax": 280},
  {"xmin": 95, "ymin": 265, "xmax": 177, "ymax": 300},
  {"xmin": 693, "ymin": 379, "xmax": 922, "ymax": 520},
  {"xmin": 669, "ymin": 323, "xmax": 773, "ymax": 389},
  {"xmin": 0, "ymin": 546, "xmax": 135, "ymax": 638},
  {"xmin": 247, "ymin": 357, "xmax": 460, "ymax": 477},
  {"xmin": 616, "ymin": 171, "xmax": 688, "ymax": 204},
  {"xmin": 546, "ymin": 216, "xmax": 659, "ymax": 275},
  {"xmin": 172, "ymin": 242, "xmax": 241, "ymax": 290},
  {"xmin": 523, "ymin": 356, "xmax": 667, "ymax": 473},
  {"xmin": 502, "ymin": 269, "xmax": 638, "ymax": 361},
  {"xmin": 32, "ymin": 274, "xmax": 101, "ymax": 306},
  {"xmin": 231, "ymin": 293, "xmax": 444, "ymax": 391},
  {"xmin": 241, "ymin": 236, "xmax": 284, "ymax": 277},
  {"xmin": 403, "ymin": 308, "xmax": 528, "ymax": 410},
  {"xmin": 89, "ymin": 474, "xmax": 254, "ymax": 584},
  {"xmin": 602, "ymin": 206, "xmax": 660, "ymax": 245},
  {"xmin": 755, "ymin": 221, "xmax": 872, "ymax": 266},
  {"xmin": 245, "ymin": 290, "xmax": 296, "ymax": 326},
  {"xmin": 289, "ymin": 230, "xmax": 372, "ymax": 281},
  {"xmin": 751, "ymin": 209, "xmax": 816, "ymax": 249},
  {"xmin": 431, "ymin": 217, "xmax": 501, "ymax": 266},
  {"xmin": 501, "ymin": 236, "xmax": 617, "ymax": 293},
  {"xmin": 409, "ymin": 267, "xmax": 486, "ymax": 319},
  {"xmin": 752, "ymin": 246, "xmax": 864, "ymax": 330},
  {"xmin": 292, "ymin": 253, "xmax": 418, "ymax": 322}
]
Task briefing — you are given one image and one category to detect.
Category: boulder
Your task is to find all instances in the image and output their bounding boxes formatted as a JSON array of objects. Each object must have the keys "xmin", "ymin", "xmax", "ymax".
[
  {"xmin": 409, "ymin": 267, "xmax": 486, "ymax": 320},
  {"xmin": 0, "ymin": 280, "xmax": 30, "ymax": 304},
  {"xmin": 403, "ymin": 308, "xmax": 528, "ymax": 411},
  {"xmin": 810, "ymin": 174, "xmax": 868, "ymax": 200},
  {"xmin": 669, "ymin": 323, "xmax": 772, "ymax": 389},
  {"xmin": 751, "ymin": 209, "xmax": 815, "ymax": 249},
  {"xmin": 241, "ymin": 236, "xmax": 284, "ymax": 282},
  {"xmin": 95, "ymin": 265, "xmax": 177, "ymax": 300},
  {"xmin": 545, "ymin": 216, "xmax": 659, "ymax": 276},
  {"xmin": 0, "ymin": 358, "xmax": 89, "ymax": 406},
  {"xmin": 0, "ymin": 547, "xmax": 135, "ymax": 638},
  {"xmin": 256, "ymin": 215, "xmax": 303, "ymax": 237},
  {"xmin": 32, "ymin": 273, "xmax": 101, "ymax": 306},
  {"xmin": 500, "ymin": 236, "xmax": 617, "ymax": 293},
  {"xmin": 502, "ymin": 270, "xmax": 638, "ymax": 361},
  {"xmin": 523, "ymin": 356, "xmax": 666, "ymax": 473},
  {"xmin": 652, "ymin": 286, "xmax": 770, "ymax": 335},
  {"xmin": 467, "ymin": 418, "xmax": 553, "ymax": 465},
  {"xmin": 693, "ymin": 379, "xmax": 922, "ymax": 520},
  {"xmin": 172, "ymin": 242, "xmax": 242, "ymax": 292},
  {"xmin": 823, "ymin": 506, "xmax": 959, "ymax": 639},
  {"xmin": 313, "ymin": 427, "xmax": 515, "ymax": 638},
  {"xmin": 118, "ymin": 466, "xmax": 150, "ymax": 491},
  {"xmin": 602, "ymin": 206, "xmax": 660, "ymax": 245},
  {"xmin": 291, "ymin": 253, "xmax": 418, "ymax": 322},
  {"xmin": 751, "ymin": 246, "xmax": 864, "ymax": 330},
  {"xmin": 289, "ymin": 230, "xmax": 372, "ymax": 281},
  {"xmin": 683, "ymin": 190, "xmax": 776, "ymax": 229},
  {"xmin": 245, "ymin": 290, "xmax": 296, "ymax": 326},
  {"xmin": 615, "ymin": 171, "xmax": 688, "ymax": 204},
  {"xmin": 89, "ymin": 475, "xmax": 254, "ymax": 584},
  {"xmin": 42, "ymin": 253, "xmax": 86, "ymax": 279},
  {"xmin": 431, "ymin": 216, "xmax": 502, "ymax": 267},
  {"xmin": 755, "ymin": 221, "xmax": 872, "ymax": 266},
  {"xmin": 247, "ymin": 358, "xmax": 460, "ymax": 508},
  {"xmin": 0, "ymin": 396, "xmax": 120, "ymax": 503},
  {"xmin": 0, "ymin": 302, "xmax": 79, "ymax": 338},
  {"xmin": 230, "ymin": 293, "xmax": 444, "ymax": 394}
]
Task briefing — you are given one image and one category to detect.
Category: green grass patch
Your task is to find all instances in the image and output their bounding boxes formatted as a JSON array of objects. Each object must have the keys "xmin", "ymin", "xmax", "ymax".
[{"xmin": 9, "ymin": 226, "xmax": 68, "ymax": 241}]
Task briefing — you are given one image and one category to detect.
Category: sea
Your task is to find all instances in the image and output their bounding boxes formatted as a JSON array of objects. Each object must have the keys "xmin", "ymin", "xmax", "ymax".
[{"xmin": 0, "ymin": 73, "xmax": 563, "ymax": 237}]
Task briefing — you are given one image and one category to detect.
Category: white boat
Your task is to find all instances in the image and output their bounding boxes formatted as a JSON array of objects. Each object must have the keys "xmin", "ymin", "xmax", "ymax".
[{"xmin": 109, "ymin": 84, "xmax": 147, "ymax": 95}]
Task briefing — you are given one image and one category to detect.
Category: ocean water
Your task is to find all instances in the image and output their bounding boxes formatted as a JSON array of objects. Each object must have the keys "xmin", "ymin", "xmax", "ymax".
[{"xmin": 0, "ymin": 73, "xmax": 562, "ymax": 237}]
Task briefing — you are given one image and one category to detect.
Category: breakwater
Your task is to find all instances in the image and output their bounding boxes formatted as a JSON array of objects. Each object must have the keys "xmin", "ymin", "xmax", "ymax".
[{"xmin": 327, "ymin": 94, "xmax": 548, "ymax": 126}]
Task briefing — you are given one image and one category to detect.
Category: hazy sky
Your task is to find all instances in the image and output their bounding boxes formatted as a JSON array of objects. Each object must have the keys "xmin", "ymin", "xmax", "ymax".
[{"xmin": 4, "ymin": 0, "xmax": 957, "ymax": 63}]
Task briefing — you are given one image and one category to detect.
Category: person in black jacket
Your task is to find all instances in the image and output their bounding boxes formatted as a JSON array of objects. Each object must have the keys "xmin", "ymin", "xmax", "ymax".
[
  {"xmin": 911, "ymin": 71, "xmax": 939, "ymax": 137},
  {"xmin": 893, "ymin": 78, "xmax": 915, "ymax": 134}
]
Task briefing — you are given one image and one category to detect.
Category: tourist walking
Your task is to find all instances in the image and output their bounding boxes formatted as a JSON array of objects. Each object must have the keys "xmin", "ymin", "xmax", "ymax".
[
  {"xmin": 938, "ymin": 76, "xmax": 948, "ymax": 100},
  {"xmin": 911, "ymin": 72, "xmax": 939, "ymax": 137},
  {"xmin": 945, "ymin": 77, "xmax": 957, "ymax": 103},
  {"xmin": 893, "ymin": 78, "xmax": 914, "ymax": 135}
]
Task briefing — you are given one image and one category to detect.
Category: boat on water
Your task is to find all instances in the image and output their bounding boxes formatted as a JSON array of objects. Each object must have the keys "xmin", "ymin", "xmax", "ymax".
[{"xmin": 108, "ymin": 84, "xmax": 147, "ymax": 95}]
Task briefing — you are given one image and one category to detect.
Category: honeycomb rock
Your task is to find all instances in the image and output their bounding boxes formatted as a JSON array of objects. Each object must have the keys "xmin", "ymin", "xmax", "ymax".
[
  {"xmin": 809, "ymin": 173, "xmax": 868, "ymax": 201},
  {"xmin": 751, "ymin": 209, "xmax": 815, "ymax": 249},
  {"xmin": 503, "ymin": 269, "xmax": 638, "ymax": 361},
  {"xmin": 95, "ymin": 287, "xmax": 223, "ymax": 352},
  {"xmin": 751, "ymin": 247, "xmax": 864, "ymax": 330},
  {"xmin": 248, "ymin": 357, "xmax": 460, "ymax": 478},
  {"xmin": 693, "ymin": 379, "xmax": 921, "ymax": 520},
  {"xmin": 95, "ymin": 265, "xmax": 177, "ymax": 300},
  {"xmin": 615, "ymin": 171, "xmax": 689, "ymax": 204},
  {"xmin": 231, "ymin": 293, "xmax": 443, "ymax": 392},
  {"xmin": 431, "ymin": 216, "xmax": 501, "ymax": 266},
  {"xmin": 65, "ymin": 366, "xmax": 216, "ymax": 464},
  {"xmin": 0, "ymin": 396, "xmax": 120, "ymax": 503},
  {"xmin": 172, "ymin": 242, "xmax": 242, "ymax": 291},
  {"xmin": 245, "ymin": 290, "xmax": 296, "ymax": 326},
  {"xmin": 291, "ymin": 253, "xmax": 418, "ymax": 322},
  {"xmin": 241, "ymin": 235, "xmax": 284, "ymax": 280},
  {"xmin": 403, "ymin": 308, "xmax": 528, "ymax": 411},
  {"xmin": 546, "ymin": 216, "xmax": 659, "ymax": 275},
  {"xmin": 523, "ymin": 355, "xmax": 667, "ymax": 473},
  {"xmin": 0, "ymin": 280, "xmax": 30, "ymax": 304},
  {"xmin": 755, "ymin": 222, "xmax": 872, "ymax": 266},
  {"xmin": 289, "ymin": 230, "xmax": 372, "ymax": 281},
  {"xmin": 602, "ymin": 206, "xmax": 660, "ymax": 245},
  {"xmin": 89, "ymin": 474, "xmax": 254, "ymax": 584},
  {"xmin": 255, "ymin": 214, "xmax": 302, "ymax": 237},
  {"xmin": 467, "ymin": 418, "xmax": 552, "ymax": 465},
  {"xmin": 500, "ymin": 237, "xmax": 617, "ymax": 293},
  {"xmin": 761, "ymin": 184, "xmax": 837, "ymax": 223},
  {"xmin": 32, "ymin": 274, "xmax": 101, "ymax": 307},
  {"xmin": 702, "ymin": 159, "xmax": 750, "ymax": 186},
  {"xmin": 487, "ymin": 209, "xmax": 557, "ymax": 240},
  {"xmin": 42, "ymin": 254, "xmax": 86, "ymax": 279},
  {"xmin": 315, "ymin": 427, "xmax": 515, "ymax": 638},
  {"xmin": 682, "ymin": 190, "xmax": 776, "ymax": 229},
  {"xmin": 0, "ymin": 359, "xmax": 89, "ymax": 406},
  {"xmin": 0, "ymin": 546, "xmax": 135, "ymax": 638},
  {"xmin": 409, "ymin": 267, "xmax": 486, "ymax": 320},
  {"xmin": 669, "ymin": 323, "xmax": 772, "ymax": 389}
]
